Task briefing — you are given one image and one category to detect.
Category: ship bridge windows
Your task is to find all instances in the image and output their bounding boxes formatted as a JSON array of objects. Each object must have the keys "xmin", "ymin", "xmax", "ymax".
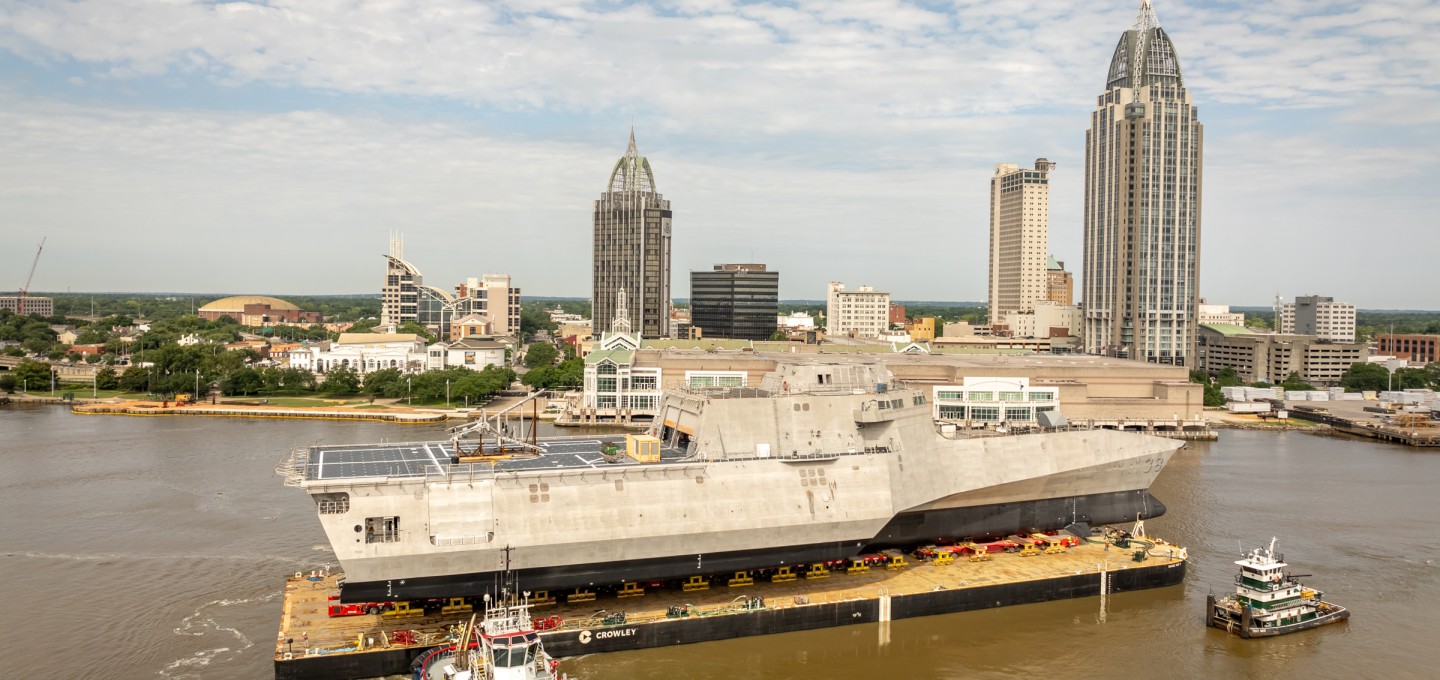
[
  {"xmin": 315, "ymin": 492, "xmax": 349, "ymax": 514},
  {"xmin": 364, "ymin": 516, "xmax": 401, "ymax": 543}
]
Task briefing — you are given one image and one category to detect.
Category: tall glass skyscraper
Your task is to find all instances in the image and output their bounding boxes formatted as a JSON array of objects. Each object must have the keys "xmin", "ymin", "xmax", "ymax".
[
  {"xmin": 593, "ymin": 130, "xmax": 672, "ymax": 338},
  {"xmin": 1083, "ymin": 0, "xmax": 1202, "ymax": 366}
]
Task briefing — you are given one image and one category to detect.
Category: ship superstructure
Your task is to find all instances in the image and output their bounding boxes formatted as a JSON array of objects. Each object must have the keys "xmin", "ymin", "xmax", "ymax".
[{"xmin": 281, "ymin": 360, "xmax": 1181, "ymax": 603}]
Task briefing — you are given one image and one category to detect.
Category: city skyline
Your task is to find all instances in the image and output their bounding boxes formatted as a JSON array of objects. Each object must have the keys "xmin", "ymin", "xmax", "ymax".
[{"xmin": 2, "ymin": 1, "xmax": 1438, "ymax": 308}]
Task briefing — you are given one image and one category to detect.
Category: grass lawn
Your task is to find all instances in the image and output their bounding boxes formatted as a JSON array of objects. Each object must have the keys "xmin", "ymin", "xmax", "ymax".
[
  {"xmin": 353, "ymin": 404, "xmax": 391, "ymax": 410},
  {"xmin": 18, "ymin": 388, "xmax": 144, "ymax": 400}
]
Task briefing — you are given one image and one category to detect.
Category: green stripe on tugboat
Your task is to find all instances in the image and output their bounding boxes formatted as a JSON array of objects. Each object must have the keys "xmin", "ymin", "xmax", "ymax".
[{"xmin": 1207, "ymin": 537, "xmax": 1349, "ymax": 638}]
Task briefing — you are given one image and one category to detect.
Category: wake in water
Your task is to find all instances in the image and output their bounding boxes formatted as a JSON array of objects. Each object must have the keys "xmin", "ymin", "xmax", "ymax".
[{"xmin": 159, "ymin": 592, "xmax": 279, "ymax": 679}]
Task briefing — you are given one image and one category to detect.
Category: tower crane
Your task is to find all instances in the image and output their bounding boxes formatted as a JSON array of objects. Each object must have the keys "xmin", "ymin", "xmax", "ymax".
[{"xmin": 17, "ymin": 237, "xmax": 46, "ymax": 313}]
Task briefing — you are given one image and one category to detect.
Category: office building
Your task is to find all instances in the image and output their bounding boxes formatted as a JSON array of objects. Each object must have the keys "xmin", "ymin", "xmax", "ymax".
[
  {"xmin": 827, "ymin": 282, "xmax": 890, "ymax": 339},
  {"xmin": 1045, "ymin": 256, "xmax": 1073, "ymax": 306},
  {"xmin": 1198, "ymin": 300, "xmax": 1245, "ymax": 327},
  {"xmin": 380, "ymin": 234, "xmax": 520, "ymax": 340},
  {"xmin": 1083, "ymin": 0, "xmax": 1203, "ymax": 367},
  {"xmin": 1199, "ymin": 325, "xmax": 1366, "ymax": 386},
  {"xmin": 989, "ymin": 159, "xmax": 1055, "ymax": 323},
  {"xmin": 593, "ymin": 130, "xmax": 672, "ymax": 339},
  {"xmin": 0, "ymin": 295, "xmax": 53, "ymax": 316},
  {"xmin": 1279, "ymin": 296, "xmax": 1355, "ymax": 343},
  {"xmin": 689, "ymin": 264, "xmax": 779, "ymax": 341},
  {"xmin": 1378, "ymin": 334, "xmax": 1440, "ymax": 364}
]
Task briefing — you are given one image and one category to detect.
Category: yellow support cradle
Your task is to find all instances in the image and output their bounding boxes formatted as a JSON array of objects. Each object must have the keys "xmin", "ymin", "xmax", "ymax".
[
  {"xmin": 530, "ymin": 590, "xmax": 556, "ymax": 607},
  {"xmin": 728, "ymin": 571, "xmax": 755, "ymax": 588},
  {"xmin": 771, "ymin": 566, "xmax": 797, "ymax": 583},
  {"xmin": 932, "ymin": 552, "xmax": 955, "ymax": 566},
  {"xmin": 440, "ymin": 597, "xmax": 472, "ymax": 615},
  {"xmin": 567, "ymin": 588, "xmax": 596, "ymax": 603},
  {"xmin": 683, "ymin": 575, "xmax": 710, "ymax": 592},
  {"xmin": 846, "ymin": 558, "xmax": 870, "ymax": 575},
  {"xmin": 617, "ymin": 582, "xmax": 645, "ymax": 598},
  {"xmin": 804, "ymin": 564, "xmax": 830, "ymax": 579}
]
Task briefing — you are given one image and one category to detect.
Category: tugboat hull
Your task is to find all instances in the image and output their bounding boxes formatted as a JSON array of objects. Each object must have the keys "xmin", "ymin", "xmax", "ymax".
[{"xmin": 1207, "ymin": 594, "xmax": 1350, "ymax": 638}]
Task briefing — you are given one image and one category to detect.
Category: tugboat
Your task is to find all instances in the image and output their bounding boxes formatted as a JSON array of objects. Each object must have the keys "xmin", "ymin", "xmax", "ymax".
[
  {"xmin": 1208, "ymin": 537, "xmax": 1349, "ymax": 638},
  {"xmin": 412, "ymin": 589, "xmax": 567, "ymax": 680}
]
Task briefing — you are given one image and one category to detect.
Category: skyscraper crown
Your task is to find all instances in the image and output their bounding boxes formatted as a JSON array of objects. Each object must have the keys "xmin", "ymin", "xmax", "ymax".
[
  {"xmin": 1105, "ymin": 0, "xmax": 1183, "ymax": 90},
  {"xmin": 607, "ymin": 128, "xmax": 658, "ymax": 194}
]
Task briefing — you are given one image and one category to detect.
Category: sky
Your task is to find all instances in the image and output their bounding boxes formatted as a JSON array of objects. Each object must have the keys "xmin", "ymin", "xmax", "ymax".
[{"xmin": 1, "ymin": 0, "xmax": 1438, "ymax": 309}]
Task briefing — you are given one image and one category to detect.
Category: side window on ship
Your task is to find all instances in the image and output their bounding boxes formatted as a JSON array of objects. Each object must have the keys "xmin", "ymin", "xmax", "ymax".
[{"xmin": 365, "ymin": 516, "xmax": 400, "ymax": 543}]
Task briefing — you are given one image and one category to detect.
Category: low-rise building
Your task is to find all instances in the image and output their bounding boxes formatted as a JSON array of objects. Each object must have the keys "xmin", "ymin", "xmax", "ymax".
[
  {"xmin": 995, "ymin": 301, "xmax": 1080, "ymax": 339},
  {"xmin": 1200, "ymin": 324, "xmax": 1367, "ymax": 385},
  {"xmin": 931, "ymin": 377, "xmax": 1059, "ymax": 425},
  {"xmin": 449, "ymin": 313, "xmax": 494, "ymax": 341},
  {"xmin": 1378, "ymin": 334, "xmax": 1440, "ymax": 364},
  {"xmin": 1045, "ymin": 257, "xmax": 1073, "ymax": 306},
  {"xmin": 0, "ymin": 296, "xmax": 54, "ymax": 316},
  {"xmin": 289, "ymin": 333, "xmax": 428, "ymax": 375},
  {"xmin": 427, "ymin": 337, "xmax": 509, "ymax": 371},
  {"xmin": 198, "ymin": 296, "xmax": 322, "ymax": 326},
  {"xmin": 906, "ymin": 317, "xmax": 937, "ymax": 342},
  {"xmin": 1198, "ymin": 300, "xmax": 1245, "ymax": 327},
  {"xmin": 827, "ymin": 282, "xmax": 890, "ymax": 339}
]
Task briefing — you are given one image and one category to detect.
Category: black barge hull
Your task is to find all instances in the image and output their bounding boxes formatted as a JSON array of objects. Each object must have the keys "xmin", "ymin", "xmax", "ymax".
[{"xmin": 277, "ymin": 556, "xmax": 1185, "ymax": 679}]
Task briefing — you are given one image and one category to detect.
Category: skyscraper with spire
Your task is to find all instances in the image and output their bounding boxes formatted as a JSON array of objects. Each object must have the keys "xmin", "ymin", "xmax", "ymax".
[
  {"xmin": 593, "ymin": 130, "xmax": 673, "ymax": 339},
  {"xmin": 1083, "ymin": 0, "xmax": 1203, "ymax": 366}
]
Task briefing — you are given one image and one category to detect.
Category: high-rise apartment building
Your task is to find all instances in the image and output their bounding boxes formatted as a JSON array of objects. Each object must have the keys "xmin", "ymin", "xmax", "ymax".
[
  {"xmin": 1045, "ymin": 256, "xmax": 1073, "ymax": 306},
  {"xmin": 988, "ymin": 159, "xmax": 1055, "ymax": 324},
  {"xmin": 826, "ymin": 282, "xmax": 890, "ymax": 339},
  {"xmin": 1083, "ymin": 0, "xmax": 1203, "ymax": 367},
  {"xmin": 593, "ymin": 131, "xmax": 672, "ymax": 339},
  {"xmin": 689, "ymin": 264, "xmax": 779, "ymax": 341},
  {"xmin": 1280, "ymin": 296, "xmax": 1355, "ymax": 343}
]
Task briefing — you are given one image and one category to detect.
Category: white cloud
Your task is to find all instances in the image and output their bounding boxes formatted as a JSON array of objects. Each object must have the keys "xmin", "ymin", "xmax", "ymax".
[{"xmin": 2, "ymin": 1, "xmax": 1440, "ymax": 308}]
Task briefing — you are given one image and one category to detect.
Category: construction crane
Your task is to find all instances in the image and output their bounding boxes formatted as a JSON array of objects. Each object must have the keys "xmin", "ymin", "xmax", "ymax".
[{"xmin": 17, "ymin": 237, "xmax": 46, "ymax": 313}]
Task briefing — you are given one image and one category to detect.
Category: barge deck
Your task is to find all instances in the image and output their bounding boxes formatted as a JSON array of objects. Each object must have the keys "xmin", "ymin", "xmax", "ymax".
[{"xmin": 275, "ymin": 537, "xmax": 1188, "ymax": 679}]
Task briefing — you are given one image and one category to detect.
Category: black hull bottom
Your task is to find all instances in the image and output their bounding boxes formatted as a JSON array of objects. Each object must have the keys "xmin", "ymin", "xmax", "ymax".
[
  {"xmin": 277, "ymin": 558, "xmax": 1186, "ymax": 679},
  {"xmin": 341, "ymin": 488, "xmax": 1166, "ymax": 602},
  {"xmin": 1208, "ymin": 601, "xmax": 1350, "ymax": 638}
]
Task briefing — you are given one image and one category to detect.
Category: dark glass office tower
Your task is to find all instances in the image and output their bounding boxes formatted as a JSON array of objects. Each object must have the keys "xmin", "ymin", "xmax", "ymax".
[{"xmin": 690, "ymin": 264, "xmax": 779, "ymax": 340}]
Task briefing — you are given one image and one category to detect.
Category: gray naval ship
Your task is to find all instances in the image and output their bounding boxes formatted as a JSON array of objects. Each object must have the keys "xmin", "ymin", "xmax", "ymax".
[{"xmin": 280, "ymin": 360, "xmax": 1181, "ymax": 603}]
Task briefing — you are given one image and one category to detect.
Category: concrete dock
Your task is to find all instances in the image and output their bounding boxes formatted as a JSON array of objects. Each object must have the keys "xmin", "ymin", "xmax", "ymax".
[{"xmin": 275, "ymin": 536, "xmax": 1188, "ymax": 679}]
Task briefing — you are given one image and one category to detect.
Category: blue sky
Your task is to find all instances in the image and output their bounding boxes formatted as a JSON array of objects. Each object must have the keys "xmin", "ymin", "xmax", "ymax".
[{"xmin": 2, "ymin": 0, "xmax": 1438, "ymax": 308}]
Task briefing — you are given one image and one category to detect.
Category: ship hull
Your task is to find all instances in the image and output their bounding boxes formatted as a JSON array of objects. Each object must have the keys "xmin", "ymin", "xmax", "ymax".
[{"xmin": 340, "ymin": 488, "xmax": 1166, "ymax": 602}]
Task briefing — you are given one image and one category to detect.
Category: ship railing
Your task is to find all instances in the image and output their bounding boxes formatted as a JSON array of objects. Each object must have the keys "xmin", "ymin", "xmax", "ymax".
[{"xmin": 276, "ymin": 447, "xmax": 310, "ymax": 487}]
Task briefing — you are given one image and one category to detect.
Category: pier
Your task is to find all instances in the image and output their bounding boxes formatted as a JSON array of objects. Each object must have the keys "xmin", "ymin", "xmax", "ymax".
[{"xmin": 274, "ymin": 537, "xmax": 1187, "ymax": 679}]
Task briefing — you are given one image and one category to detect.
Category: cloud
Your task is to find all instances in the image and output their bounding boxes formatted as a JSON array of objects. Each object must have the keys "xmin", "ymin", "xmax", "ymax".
[{"xmin": 2, "ymin": 1, "xmax": 1440, "ymax": 308}]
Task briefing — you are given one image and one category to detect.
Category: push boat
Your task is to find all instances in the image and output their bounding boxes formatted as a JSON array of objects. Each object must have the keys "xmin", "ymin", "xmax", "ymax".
[
  {"xmin": 411, "ymin": 588, "xmax": 567, "ymax": 680},
  {"xmin": 1207, "ymin": 537, "xmax": 1349, "ymax": 638}
]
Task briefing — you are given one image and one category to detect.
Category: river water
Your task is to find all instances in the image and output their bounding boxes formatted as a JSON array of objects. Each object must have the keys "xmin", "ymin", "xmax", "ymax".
[{"xmin": 1, "ymin": 406, "xmax": 1436, "ymax": 679}]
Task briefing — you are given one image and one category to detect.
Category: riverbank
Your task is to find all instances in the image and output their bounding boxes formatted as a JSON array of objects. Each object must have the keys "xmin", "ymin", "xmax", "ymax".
[{"xmin": 1203, "ymin": 409, "xmax": 1328, "ymax": 431}]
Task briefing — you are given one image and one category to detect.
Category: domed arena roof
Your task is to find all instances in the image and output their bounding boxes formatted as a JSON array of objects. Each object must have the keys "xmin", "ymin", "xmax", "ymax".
[{"xmin": 198, "ymin": 295, "xmax": 301, "ymax": 312}]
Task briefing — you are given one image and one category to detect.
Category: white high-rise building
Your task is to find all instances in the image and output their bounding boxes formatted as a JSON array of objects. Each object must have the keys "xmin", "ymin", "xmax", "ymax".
[
  {"xmin": 1083, "ymin": 0, "xmax": 1203, "ymax": 367},
  {"xmin": 1279, "ymin": 296, "xmax": 1355, "ymax": 343},
  {"xmin": 826, "ymin": 282, "xmax": 890, "ymax": 339},
  {"xmin": 989, "ymin": 159, "xmax": 1055, "ymax": 325}
]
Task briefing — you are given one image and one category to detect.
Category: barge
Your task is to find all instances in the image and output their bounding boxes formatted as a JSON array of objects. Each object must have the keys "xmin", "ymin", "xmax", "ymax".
[{"xmin": 275, "ymin": 535, "xmax": 1188, "ymax": 679}]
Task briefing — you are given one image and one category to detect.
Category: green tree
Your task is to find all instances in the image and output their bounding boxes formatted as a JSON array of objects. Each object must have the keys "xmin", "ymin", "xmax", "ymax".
[
  {"xmin": 321, "ymin": 365, "xmax": 361, "ymax": 395},
  {"xmin": 395, "ymin": 321, "xmax": 437, "ymax": 343},
  {"xmin": 520, "ymin": 304, "xmax": 559, "ymax": 337},
  {"xmin": 1279, "ymin": 371, "xmax": 1316, "ymax": 392},
  {"xmin": 118, "ymin": 365, "xmax": 150, "ymax": 393},
  {"xmin": 523, "ymin": 342, "xmax": 559, "ymax": 369},
  {"xmin": 1340, "ymin": 362, "xmax": 1390, "ymax": 393},
  {"xmin": 222, "ymin": 367, "xmax": 265, "ymax": 396},
  {"xmin": 95, "ymin": 366, "xmax": 120, "ymax": 390},
  {"xmin": 1203, "ymin": 383, "xmax": 1225, "ymax": 407},
  {"xmin": 12, "ymin": 359, "xmax": 53, "ymax": 391},
  {"xmin": 1215, "ymin": 367, "xmax": 1242, "ymax": 387},
  {"xmin": 362, "ymin": 368, "xmax": 405, "ymax": 397},
  {"xmin": 280, "ymin": 367, "xmax": 317, "ymax": 393}
]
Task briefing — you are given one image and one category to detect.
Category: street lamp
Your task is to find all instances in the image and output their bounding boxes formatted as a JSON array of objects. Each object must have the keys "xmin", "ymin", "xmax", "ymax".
[
  {"xmin": 446, "ymin": 378, "xmax": 451, "ymax": 407},
  {"xmin": 407, "ymin": 376, "xmax": 411, "ymax": 405}
]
